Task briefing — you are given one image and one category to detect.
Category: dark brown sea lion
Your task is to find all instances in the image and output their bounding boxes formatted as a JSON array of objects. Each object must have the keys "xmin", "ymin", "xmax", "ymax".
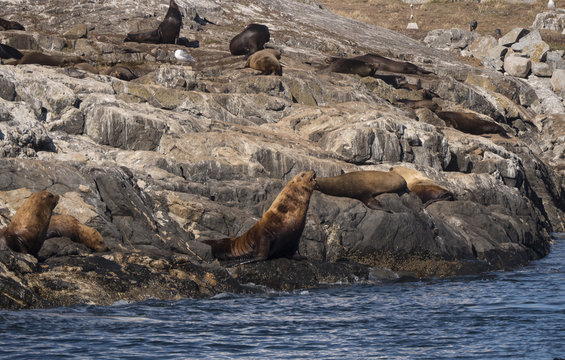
[
  {"xmin": 103, "ymin": 65, "xmax": 138, "ymax": 81},
  {"xmin": 315, "ymin": 171, "xmax": 407, "ymax": 210},
  {"xmin": 202, "ymin": 171, "xmax": 317, "ymax": 262},
  {"xmin": 391, "ymin": 166, "xmax": 454, "ymax": 205},
  {"xmin": 0, "ymin": 43, "xmax": 23, "ymax": 63},
  {"xmin": 46, "ymin": 215, "xmax": 108, "ymax": 252},
  {"xmin": 0, "ymin": 190, "xmax": 59, "ymax": 257},
  {"xmin": 0, "ymin": 18, "xmax": 25, "ymax": 31},
  {"xmin": 398, "ymin": 99, "xmax": 440, "ymax": 112},
  {"xmin": 352, "ymin": 53, "xmax": 431, "ymax": 75},
  {"xmin": 17, "ymin": 52, "xmax": 85, "ymax": 66},
  {"xmin": 245, "ymin": 48, "xmax": 282, "ymax": 75},
  {"xmin": 326, "ymin": 58, "xmax": 377, "ymax": 77},
  {"xmin": 124, "ymin": 0, "xmax": 182, "ymax": 44},
  {"xmin": 72, "ymin": 62, "xmax": 99, "ymax": 74},
  {"xmin": 435, "ymin": 111, "xmax": 508, "ymax": 137},
  {"xmin": 229, "ymin": 23, "xmax": 270, "ymax": 56}
]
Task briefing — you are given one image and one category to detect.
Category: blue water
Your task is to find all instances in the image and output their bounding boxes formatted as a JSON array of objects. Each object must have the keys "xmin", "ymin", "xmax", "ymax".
[{"xmin": 1, "ymin": 239, "xmax": 564, "ymax": 359}]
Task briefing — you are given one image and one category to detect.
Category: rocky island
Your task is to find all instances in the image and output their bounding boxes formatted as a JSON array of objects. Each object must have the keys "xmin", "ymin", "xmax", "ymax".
[{"xmin": 1, "ymin": 0, "xmax": 564, "ymax": 309}]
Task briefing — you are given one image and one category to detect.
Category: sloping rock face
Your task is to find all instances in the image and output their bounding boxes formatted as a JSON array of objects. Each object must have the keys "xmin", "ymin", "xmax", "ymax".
[{"xmin": 0, "ymin": 0, "xmax": 563, "ymax": 308}]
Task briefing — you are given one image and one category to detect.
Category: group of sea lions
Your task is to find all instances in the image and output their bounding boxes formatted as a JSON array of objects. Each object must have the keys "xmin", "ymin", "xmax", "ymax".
[
  {"xmin": 203, "ymin": 166, "xmax": 453, "ymax": 263},
  {"xmin": 0, "ymin": 191, "xmax": 107, "ymax": 258},
  {"xmin": 0, "ymin": 2, "xmax": 497, "ymax": 267},
  {"xmin": 228, "ymin": 23, "xmax": 283, "ymax": 76}
]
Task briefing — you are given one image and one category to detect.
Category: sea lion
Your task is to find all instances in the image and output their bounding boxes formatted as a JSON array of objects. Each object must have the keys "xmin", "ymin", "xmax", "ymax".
[
  {"xmin": 326, "ymin": 58, "xmax": 377, "ymax": 77},
  {"xmin": 229, "ymin": 23, "xmax": 270, "ymax": 56},
  {"xmin": 46, "ymin": 215, "xmax": 108, "ymax": 252},
  {"xmin": 435, "ymin": 111, "xmax": 508, "ymax": 137},
  {"xmin": 0, "ymin": 18, "xmax": 25, "ymax": 31},
  {"xmin": 391, "ymin": 166, "xmax": 454, "ymax": 205},
  {"xmin": 17, "ymin": 52, "xmax": 84, "ymax": 66},
  {"xmin": 245, "ymin": 48, "xmax": 282, "ymax": 75},
  {"xmin": 397, "ymin": 98, "xmax": 440, "ymax": 112},
  {"xmin": 124, "ymin": 0, "xmax": 182, "ymax": 44},
  {"xmin": 315, "ymin": 171, "xmax": 407, "ymax": 210},
  {"xmin": 351, "ymin": 53, "xmax": 431, "ymax": 75},
  {"xmin": 0, "ymin": 190, "xmax": 59, "ymax": 257},
  {"xmin": 103, "ymin": 65, "xmax": 138, "ymax": 81},
  {"xmin": 72, "ymin": 62, "xmax": 99, "ymax": 74},
  {"xmin": 202, "ymin": 171, "xmax": 317, "ymax": 262},
  {"xmin": 0, "ymin": 43, "xmax": 23, "ymax": 63}
]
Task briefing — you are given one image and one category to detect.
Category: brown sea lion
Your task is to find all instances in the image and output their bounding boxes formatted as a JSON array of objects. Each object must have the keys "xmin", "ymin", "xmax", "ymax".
[
  {"xmin": 245, "ymin": 48, "xmax": 282, "ymax": 75},
  {"xmin": 326, "ymin": 58, "xmax": 377, "ymax": 77},
  {"xmin": 315, "ymin": 171, "xmax": 407, "ymax": 210},
  {"xmin": 72, "ymin": 62, "xmax": 99, "ymax": 74},
  {"xmin": 229, "ymin": 23, "xmax": 270, "ymax": 56},
  {"xmin": 435, "ymin": 111, "xmax": 508, "ymax": 137},
  {"xmin": 0, "ymin": 18, "xmax": 25, "ymax": 31},
  {"xmin": 202, "ymin": 171, "xmax": 317, "ymax": 262},
  {"xmin": 352, "ymin": 53, "xmax": 431, "ymax": 75},
  {"xmin": 17, "ymin": 52, "xmax": 84, "ymax": 66},
  {"xmin": 398, "ymin": 99, "xmax": 440, "ymax": 112},
  {"xmin": 391, "ymin": 166, "xmax": 454, "ymax": 205},
  {"xmin": 104, "ymin": 65, "xmax": 138, "ymax": 81},
  {"xmin": 124, "ymin": 0, "xmax": 182, "ymax": 44},
  {"xmin": 0, "ymin": 190, "xmax": 59, "ymax": 257},
  {"xmin": 46, "ymin": 215, "xmax": 108, "ymax": 252}
]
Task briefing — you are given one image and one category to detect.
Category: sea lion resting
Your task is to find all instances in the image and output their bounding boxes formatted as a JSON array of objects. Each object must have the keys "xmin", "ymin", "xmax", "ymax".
[
  {"xmin": 46, "ymin": 215, "xmax": 108, "ymax": 252},
  {"xmin": 17, "ymin": 52, "xmax": 84, "ymax": 66},
  {"xmin": 435, "ymin": 111, "xmax": 508, "ymax": 137},
  {"xmin": 203, "ymin": 171, "xmax": 317, "ymax": 262},
  {"xmin": 0, "ymin": 190, "xmax": 59, "ymax": 257},
  {"xmin": 391, "ymin": 166, "xmax": 454, "ymax": 205},
  {"xmin": 315, "ymin": 170, "xmax": 407, "ymax": 210},
  {"xmin": 229, "ymin": 23, "xmax": 270, "ymax": 56},
  {"xmin": 245, "ymin": 48, "xmax": 282, "ymax": 75},
  {"xmin": 352, "ymin": 53, "xmax": 431, "ymax": 75},
  {"xmin": 325, "ymin": 58, "xmax": 377, "ymax": 77},
  {"xmin": 124, "ymin": 0, "xmax": 182, "ymax": 44}
]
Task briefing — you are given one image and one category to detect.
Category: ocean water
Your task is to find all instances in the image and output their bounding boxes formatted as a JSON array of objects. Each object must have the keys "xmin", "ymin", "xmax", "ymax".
[{"xmin": 0, "ymin": 239, "xmax": 563, "ymax": 360}]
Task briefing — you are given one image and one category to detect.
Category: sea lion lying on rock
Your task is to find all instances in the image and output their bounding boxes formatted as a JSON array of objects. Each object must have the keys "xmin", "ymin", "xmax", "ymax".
[
  {"xmin": 17, "ymin": 52, "xmax": 85, "ymax": 67},
  {"xmin": 435, "ymin": 111, "xmax": 508, "ymax": 137},
  {"xmin": 315, "ymin": 170, "xmax": 407, "ymax": 211},
  {"xmin": 203, "ymin": 171, "xmax": 317, "ymax": 263},
  {"xmin": 391, "ymin": 166, "xmax": 454, "ymax": 206},
  {"xmin": 0, "ymin": 43, "xmax": 23, "ymax": 63},
  {"xmin": 46, "ymin": 215, "xmax": 108, "ymax": 252},
  {"xmin": 124, "ymin": 0, "xmax": 182, "ymax": 44},
  {"xmin": 325, "ymin": 58, "xmax": 377, "ymax": 77},
  {"xmin": 0, "ymin": 190, "xmax": 59, "ymax": 257},
  {"xmin": 245, "ymin": 48, "xmax": 282, "ymax": 75},
  {"xmin": 352, "ymin": 53, "xmax": 431, "ymax": 75},
  {"xmin": 229, "ymin": 23, "xmax": 270, "ymax": 56}
]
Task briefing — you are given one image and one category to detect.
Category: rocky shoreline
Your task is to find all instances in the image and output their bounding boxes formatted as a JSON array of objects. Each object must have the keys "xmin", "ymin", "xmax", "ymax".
[{"xmin": 1, "ymin": 0, "xmax": 564, "ymax": 309}]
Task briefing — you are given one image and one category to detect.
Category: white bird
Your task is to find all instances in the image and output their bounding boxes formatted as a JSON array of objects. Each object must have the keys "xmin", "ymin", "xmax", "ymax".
[
  {"xmin": 174, "ymin": 49, "xmax": 195, "ymax": 63},
  {"xmin": 548, "ymin": 0, "xmax": 556, "ymax": 10}
]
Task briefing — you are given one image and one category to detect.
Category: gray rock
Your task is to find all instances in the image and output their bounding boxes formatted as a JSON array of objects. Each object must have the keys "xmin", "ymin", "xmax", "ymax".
[
  {"xmin": 468, "ymin": 36, "xmax": 498, "ymax": 58},
  {"xmin": 504, "ymin": 55, "xmax": 531, "ymax": 78},
  {"xmin": 532, "ymin": 62, "xmax": 553, "ymax": 77},
  {"xmin": 498, "ymin": 27, "xmax": 529, "ymax": 47},
  {"xmin": 545, "ymin": 50, "xmax": 565, "ymax": 71},
  {"xmin": 551, "ymin": 69, "xmax": 565, "ymax": 97},
  {"xmin": 532, "ymin": 10, "xmax": 565, "ymax": 31},
  {"xmin": 510, "ymin": 30, "xmax": 549, "ymax": 63}
]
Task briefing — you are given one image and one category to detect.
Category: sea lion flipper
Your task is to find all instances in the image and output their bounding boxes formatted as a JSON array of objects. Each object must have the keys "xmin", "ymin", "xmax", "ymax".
[{"xmin": 365, "ymin": 197, "xmax": 388, "ymax": 212}]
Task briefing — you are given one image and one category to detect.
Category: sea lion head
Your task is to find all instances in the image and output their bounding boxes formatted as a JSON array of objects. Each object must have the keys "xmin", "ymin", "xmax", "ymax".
[
  {"xmin": 82, "ymin": 226, "xmax": 109, "ymax": 252},
  {"xmin": 293, "ymin": 170, "xmax": 317, "ymax": 192},
  {"xmin": 35, "ymin": 190, "xmax": 60, "ymax": 211}
]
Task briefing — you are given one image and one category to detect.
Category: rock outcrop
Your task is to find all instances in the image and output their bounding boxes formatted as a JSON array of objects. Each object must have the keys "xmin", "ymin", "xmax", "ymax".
[{"xmin": 0, "ymin": 0, "xmax": 563, "ymax": 309}]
